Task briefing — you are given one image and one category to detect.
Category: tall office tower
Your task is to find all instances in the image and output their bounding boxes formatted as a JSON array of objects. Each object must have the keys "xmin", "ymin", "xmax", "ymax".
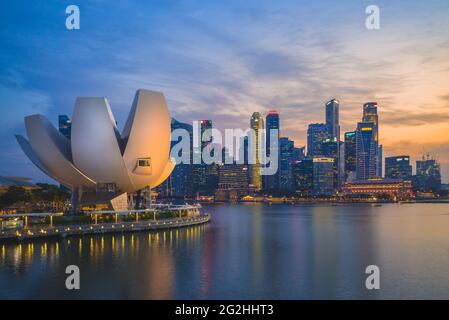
[
  {"xmin": 378, "ymin": 144, "xmax": 383, "ymax": 177},
  {"xmin": 362, "ymin": 102, "xmax": 379, "ymax": 130},
  {"xmin": 239, "ymin": 135, "xmax": 249, "ymax": 165},
  {"xmin": 192, "ymin": 119, "xmax": 213, "ymax": 196},
  {"xmin": 249, "ymin": 112, "xmax": 264, "ymax": 192},
  {"xmin": 168, "ymin": 118, "xmax": 194, "ymax": 198},
  {"xmin": 292, "ymin": 146, "xmax": 305, "ymax": 162},
  {"xmin": 312, "ymin": 157, "xmax": 335, "ymax": 196},
  {"xmin": 362, "ymin": 102, "xmax": 379, "ymax": 173},
  {"xmin": 356, "ymin": 122, "xmax": 377, "ymax": 180},
  {"xmin": 279, "ymin": 137, "xmax": 294, "ymax": 192},
  {"xmin": 325, "ymin": 99, "xmax": 340, "ymax": 141},
  {"xmin": 344, "ymin": 131, "xmax": 357, "ymax": 181},
  {"xmin": 58, "ymin": 115, "xmax": 72, "ymax": 140},
  {"xmin": 415, "ymin": 154, "xmax": 442, "ymax": 192},
  {"xmin": 264, "ymin": 110, "xmax": 280, "ymax": 193},
  {"xmin": 292, "ymin": 158, "xmax": 313, "ymax": 196},
  {"xmin": 57, "ymin": 115, "xmax": 72, "ymax": 192},
  {"xmin": 216, "ymin": 164, "xmax": 250, "ymax": 201},
  {"xmin": 385, "ymin": 155, "xmax": 412, "ymax": 180},
  {"xmin": 355, "ymin": 102, "xmax": 380, "ymax": 180},
  {"xmin": 321, "ymin": 137, "xmax": 339, "ymax": 189},
  {"xmin": 307, "ymin": 123, "xmax": 329, "ymax": 157}
]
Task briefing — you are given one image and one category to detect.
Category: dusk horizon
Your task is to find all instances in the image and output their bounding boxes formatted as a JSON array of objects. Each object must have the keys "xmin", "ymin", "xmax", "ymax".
[{"xmin": 1, "ymin": 0, "xmax": 449, "ymax": 183}]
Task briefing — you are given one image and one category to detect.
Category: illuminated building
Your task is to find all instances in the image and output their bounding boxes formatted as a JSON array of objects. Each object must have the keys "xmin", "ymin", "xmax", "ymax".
[
  {"xmin": 385, "ymin": 156, "xmax": 412, "ymax": 180},
  {"xmin": 215, "ymin": 164, "xmax": 249, "ymax": 201},
  {"xmin": 343, "ymin": 178, "xmax": 413, "ymax": 200},
  {"xmin": 414, "ymin": 154, "xmax": 442, "ymax": 192},
  {"xmin": 249, "ymin": 112, "xmax": 264, "ymax": 192},
  {"xmin": 159, "ymin": 118, "xmax": 194, "ymax": 198},
  {"xmin": 16, "ymin": 89, "xmax": 174, "ymax": 211},
  {"xmin": 321, "ymin": 137, "xmax": 339, "ymax": 188},
  {"xmin": 378, "ymin": 144, "xmax": 383, "ymax": 177},
  {"xmin": 279, "ymin": 137, "xmax": 294, "ymax": 192},
  {"xmin": 356, "ymin": 122, "xmax": 377, "ymax": 180},
  {"xmin": 356, "ymin": 102, "xmax": 380, "ymax": 180},
  {"xmin": 264, "ymin": 110, "xmax": 280, "ymax": 194},
  {"xmin": 312, "ymin": 157, "xmax": 335, "ymax": 196},
  {"xmin": 325, "ymin": 99, "xmax": 340, "ymax": 141},
  {"xmin": 58, "ymin": 115, "xmax": 71, "ymax": 140},
  {"xmin": 292, "ymin": 158, "xmax": 313, "ymax": 196},
  {"xmin": 307, "ymin": 123, "xmax": 328, "ymax": 157},
  {"xmin": 293, "ymin": 147, "xmax": 305, "ymax": 162},
  {"xmin": 192, "ymin": 119, "xmax": 215, "ymax": 196},
  {"xmin": 344, "ymin": 131, "xmax": 357, "ymax": 181}
]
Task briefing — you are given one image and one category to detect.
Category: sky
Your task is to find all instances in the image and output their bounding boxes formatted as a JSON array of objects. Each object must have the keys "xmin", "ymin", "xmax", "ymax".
[{"xmin": 1, "ymin": 0, "xmax": 449, "ymax": 183}]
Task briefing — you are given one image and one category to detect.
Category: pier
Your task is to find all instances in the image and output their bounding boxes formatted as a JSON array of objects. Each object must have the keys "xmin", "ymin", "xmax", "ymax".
[{"xmin": 0, "ymin": 204, "xmax": 210, "ymax": 241}]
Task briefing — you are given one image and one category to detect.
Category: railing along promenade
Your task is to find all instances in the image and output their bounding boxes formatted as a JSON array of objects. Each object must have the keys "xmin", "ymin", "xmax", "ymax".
[{"xmin": 0, "ymin": 204, "xmax": 210, "ymax": 241}]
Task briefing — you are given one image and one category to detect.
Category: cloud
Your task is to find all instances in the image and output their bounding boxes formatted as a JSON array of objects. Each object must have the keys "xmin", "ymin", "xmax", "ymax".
[
  {"xmin": 0, "ymin": 83, "xmax": 52, "ymax": 131},
  {"xmin": 382, "ymin": 109, "xmax": 449, "ymax": 127}
]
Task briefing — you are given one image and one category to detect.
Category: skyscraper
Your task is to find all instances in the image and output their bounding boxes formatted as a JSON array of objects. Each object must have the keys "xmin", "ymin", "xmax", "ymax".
[
  {"xmin": 378, "ymin": 144, "xmax": 383, "ymax": 177},
  {"xmin": 168, "ymin": 118, "xmax": 194, "ymax": 198},
  {"xmin": 312, "ymin": 157, "xmax": 335, "ymax": 196},
  {"xmin": 216, "ymin": 163, "xmax": 249, "ymax": 201},
  {"xmin": 279, "ymin": 137, "xmax": 294, "ymax": 192},
  {"xmin": 356, "ymin": 122, "xmax": 377, "ymax": 180},
  {"xmin": 250, "ymin": 112, "xmax": 264, "ymax": 192},
  {"xmin": 344, "ymin": 131, "xmax": 357, "ymax": 181},
  {"xmin": 325, "ymin": 99, "xmax": 340, "ymax": 141},
  {"xmin": 292, "ymin": 147, "xmax": 305, "ymax": 162},
  {"xmin": 362, "ymin": 102, "xmax": 379, "ymax": 131},
  {"xmin": 58, "ymin": 115, "xmax": 71, "ymax": 140},
  {"xmin": 292, "ymin": 158, "xmax": 313, "ymax": 196},
  {"xmin": 356, "ymin": 102, "xmax": 380, "ymax": 180},
  {"xmin": 414, "ymin": 155, "xmax": 442, "ymax": 192},
  {"xmin": 192, "ymin": 119, "xmax": 214, "ymax": 196},
  {"xmin": 307, "ymin": 123, "xmax": 328, "ymax": 157},
  {"xmin": 385, "ymin": 155, "xmax": 412, "ymax": 180},
  {"xmin": 264, "ymin": 110, "xmax": 280, "ymax": 193},
  {"xmin": 321, "ymin": 137, "xmax": 339, "ymax": 190}
]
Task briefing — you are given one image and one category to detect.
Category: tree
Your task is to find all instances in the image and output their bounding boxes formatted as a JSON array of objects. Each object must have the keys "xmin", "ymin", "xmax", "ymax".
[{"xmin": 0, "ymin": 186, "xmax": 31, "ymax": 207}]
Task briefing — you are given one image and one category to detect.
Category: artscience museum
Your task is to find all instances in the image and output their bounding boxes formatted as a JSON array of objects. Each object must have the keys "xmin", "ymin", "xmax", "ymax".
[{"xmin": 15, "ymin": 89, "xmax": 175, "ymax": 212}]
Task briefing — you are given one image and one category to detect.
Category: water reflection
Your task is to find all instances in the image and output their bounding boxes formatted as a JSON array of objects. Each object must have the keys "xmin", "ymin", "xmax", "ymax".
[{"xmin": 0, "ymin": 204, "xmax": 449, "ymax": 299}]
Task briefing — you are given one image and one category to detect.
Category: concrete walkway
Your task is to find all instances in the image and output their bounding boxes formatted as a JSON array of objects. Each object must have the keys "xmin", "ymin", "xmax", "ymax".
[{"xmin": 0, "ymin": 214, "xmax": 211, "ymax": 241}]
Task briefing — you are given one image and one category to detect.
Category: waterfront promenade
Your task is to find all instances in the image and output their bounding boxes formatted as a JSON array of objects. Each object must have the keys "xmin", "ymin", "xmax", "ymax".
[{"xmin": 0, "ymin": 213, "xmax": 211, "ymax": 241}]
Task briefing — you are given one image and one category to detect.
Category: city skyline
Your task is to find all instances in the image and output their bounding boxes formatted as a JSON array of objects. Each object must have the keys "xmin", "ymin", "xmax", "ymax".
[{"xmin": 1, "ymin": 1, "xmax": 449, "ymax": 182}]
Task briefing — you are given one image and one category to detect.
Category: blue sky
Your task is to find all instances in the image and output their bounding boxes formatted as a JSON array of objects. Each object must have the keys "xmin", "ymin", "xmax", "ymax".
[{"xmin": 1, "ymin": 0, "xmax": 449, "ymax": 182}]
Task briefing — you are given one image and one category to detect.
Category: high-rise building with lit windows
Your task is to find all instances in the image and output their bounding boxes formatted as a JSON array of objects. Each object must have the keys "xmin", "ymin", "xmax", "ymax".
[
  {"xmin": 356, "ymin": 102, "xmax": 380, "ymax": 180},
  {"xmin": 192, "ymin": 119, "xmax": 215, "ymax": 195},
  {"xmin": 385, "ymin": 155, "xmax": 412, "ymax": 180},
  {"xmin": 307, "ymin": 123, "xmax": 328, "ymax": 157},
  {"xmin": 250, "ymin": 112, "xmax": 264, "ymax": 192},
  {"xmin": 279, "ymin": 137, "xmax": 294, "ymax": 192},
  {"xmin": 312, "ymin": 157, "xmax": 335, "ymax": 196},
  {"xmin": 325, "ymin": 99, "xmax": 340, "ymax": 141},
  {"xmin": 356, "ymin": 122, "xmax": 377, "ymax": 180},
  {"xmin": 264, "ymin": 110, "xmax": 279, "ymax": 193},
  {"xmin": 292, "ymin": 158, "xmax": 313, "ymax": 196},
  {"xmin": 344, "ymin": 131, "xmax": 357, "ymax": 181},
  {"xmin": 58, "ymin": 115, "xmax": 71, "ymax": 140},
  {"xmin": 414, "ymin": 155, "xmax": 442, "ymax": 192}
]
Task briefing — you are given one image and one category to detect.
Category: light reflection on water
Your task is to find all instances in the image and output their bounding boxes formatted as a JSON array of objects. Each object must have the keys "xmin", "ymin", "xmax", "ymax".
[{"xmin": 0, "ymin": 203, "xmax": 449, "ymax": 299}]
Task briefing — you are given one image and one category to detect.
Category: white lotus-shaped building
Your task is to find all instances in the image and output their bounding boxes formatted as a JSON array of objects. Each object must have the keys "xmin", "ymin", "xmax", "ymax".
[{"xmin": 16, "ymin": 89, "xmax": 175, "ymax": 210}]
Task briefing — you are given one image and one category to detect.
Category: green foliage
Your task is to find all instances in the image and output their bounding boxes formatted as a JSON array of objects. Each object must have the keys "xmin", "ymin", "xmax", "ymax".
[
  {"xmin": 0, "ymin": 186, "xmax": 31, "ymax": 207},
  {"xmin": 0, "ymin": 183, "xmax": 70, "ymax": 209}
]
